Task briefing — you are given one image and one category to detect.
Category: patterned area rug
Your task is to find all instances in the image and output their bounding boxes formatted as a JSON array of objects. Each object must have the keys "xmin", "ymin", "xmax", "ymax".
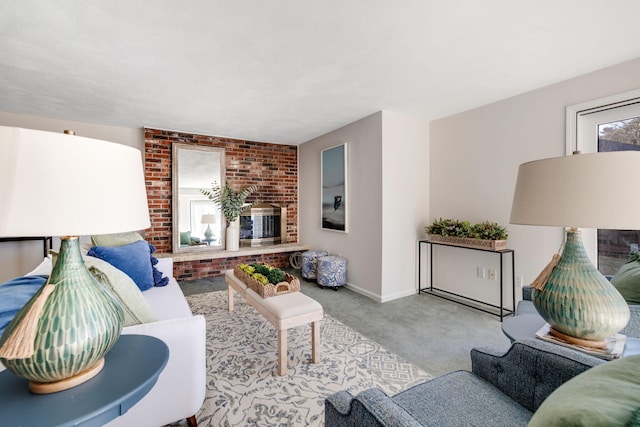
[{"xmin": 175, "ymin": 291, "xmax": 433, "ymax": 426}]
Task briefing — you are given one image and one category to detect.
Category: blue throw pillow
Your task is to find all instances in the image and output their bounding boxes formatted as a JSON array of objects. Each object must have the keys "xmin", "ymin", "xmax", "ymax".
[
  {"xmin": 0, "ymin": 275, "xmax": 48, "ymax": 337},
  {"xmin": 88, "ymin": 240, "xmax": 155, "ymax": 291},
  {"xmin": 148, "ymin": 243, "xmax": 169, "ymax": 288}
]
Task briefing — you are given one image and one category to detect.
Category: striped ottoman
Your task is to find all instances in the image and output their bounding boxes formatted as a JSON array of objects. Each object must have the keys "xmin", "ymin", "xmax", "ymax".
[
  {"xmin": 301, "ymin": 250, "xmax": 329, "ymax": 280},
  {"xmin": 317, "ymin": 256, "xmax": 347, "ymax": 289}
]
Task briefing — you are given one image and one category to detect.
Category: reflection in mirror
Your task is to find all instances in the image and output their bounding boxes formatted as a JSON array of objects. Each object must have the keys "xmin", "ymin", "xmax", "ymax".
[{"xmin": 172, "ymin": 143, "xmax": 225, "ymax": 253}]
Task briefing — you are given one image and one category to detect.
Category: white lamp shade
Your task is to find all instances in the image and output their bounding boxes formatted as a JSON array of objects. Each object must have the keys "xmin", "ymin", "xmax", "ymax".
[
  {"xmin": 0, "ymin": 126, "xmax": 150, "ymax": 237},
  {"xmin": 201, "ymin": 214, "xmax": 216, "ymax": 224},
  {"xmin": 510, "ymin": 151, "xmax": 640, "ymax": 229}
]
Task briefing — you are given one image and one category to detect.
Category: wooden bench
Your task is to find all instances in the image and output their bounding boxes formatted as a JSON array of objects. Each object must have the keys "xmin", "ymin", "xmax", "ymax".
[{"xmin": 224, "ymin": 269, "xmax": 323, "ymax": 375}]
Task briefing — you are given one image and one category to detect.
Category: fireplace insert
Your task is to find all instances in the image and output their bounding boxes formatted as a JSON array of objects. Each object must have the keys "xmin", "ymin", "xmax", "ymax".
[{"xmin": 239, "ymin": 203, "xmax": 287, "ymax": 247}]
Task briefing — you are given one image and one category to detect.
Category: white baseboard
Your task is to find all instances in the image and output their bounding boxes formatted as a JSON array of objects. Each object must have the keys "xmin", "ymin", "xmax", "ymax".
[
  {"xmin": 343, "ymin": 283, "xmax": 382, "ymax": 302},
  {"xmin": 342, "ymin": 283, "xmax": 416, "ymax": 303},
  {"xmin": 379, "ymin": 288, "xmax": 417, "ymax": 303}
]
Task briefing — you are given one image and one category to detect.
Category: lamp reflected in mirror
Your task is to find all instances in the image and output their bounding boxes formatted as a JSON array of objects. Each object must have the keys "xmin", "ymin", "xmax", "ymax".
[{"xmin": 202, "ymin": 214, "xmax": 215, "ymax": 241}]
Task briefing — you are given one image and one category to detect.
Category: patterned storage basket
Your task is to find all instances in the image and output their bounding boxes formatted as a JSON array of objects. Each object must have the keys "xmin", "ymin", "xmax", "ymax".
[{"xmin": 427, "ymin": 234, "xmax": 507, "ymax": 251}]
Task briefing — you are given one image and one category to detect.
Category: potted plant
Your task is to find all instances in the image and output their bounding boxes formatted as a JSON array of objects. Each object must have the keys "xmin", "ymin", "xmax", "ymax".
[
  {"xmin": 201, "ymin": 182, "xmax": 259, "ymax": 250},
  {"xmin": 425, "ymin": 218, "xmax": 508, "ymax": 251}
]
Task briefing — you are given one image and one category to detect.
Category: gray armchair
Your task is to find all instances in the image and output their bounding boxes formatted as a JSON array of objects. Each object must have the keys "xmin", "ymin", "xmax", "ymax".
[{"xmin": 324, "ymin": 339, "xmax": 604, "ymax": 427}]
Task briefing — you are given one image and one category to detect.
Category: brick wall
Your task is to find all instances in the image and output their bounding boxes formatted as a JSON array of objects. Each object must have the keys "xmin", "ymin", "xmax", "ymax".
[
  {"xmin": 173, "ymin": 253, "xmax": 292, "ymax": 281},
  {"xmin": 144, "ymin": 128, "xmax": 299, "ymax": 280}
]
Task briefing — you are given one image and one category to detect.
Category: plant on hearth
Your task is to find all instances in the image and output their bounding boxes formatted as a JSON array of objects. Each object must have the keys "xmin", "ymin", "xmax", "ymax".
[{"xmin": 201, "ymin": 182, "xmax": 259, "ymax": 223}]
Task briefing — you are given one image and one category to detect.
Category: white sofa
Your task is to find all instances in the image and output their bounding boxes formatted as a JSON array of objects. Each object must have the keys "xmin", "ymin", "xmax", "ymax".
[
  {"xmin": 107, "ymin": 257, "xmax": 206, "ymax": 427},
  {"xmin": 1, "ymin": 256, "xmax": 207, "ymax": 427}
]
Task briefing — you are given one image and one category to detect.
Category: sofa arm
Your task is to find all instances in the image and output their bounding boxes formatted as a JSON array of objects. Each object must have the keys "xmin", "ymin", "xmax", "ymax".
[
  {"xmin": 471, "ymin": 339, "xmax": 604, "ymax": 413},
  {"xmin": 106, "ymin": 314, "xmax": 206, "ymax": 427},
  {"xmin": 325, "ymin": 388, "xmax": 423, "ymax": 427}
]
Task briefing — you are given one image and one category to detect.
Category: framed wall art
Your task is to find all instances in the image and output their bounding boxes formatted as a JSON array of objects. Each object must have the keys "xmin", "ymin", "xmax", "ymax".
[{"xmin": 321, "ymin": 143, "xmax": 348, "ymax": 232}]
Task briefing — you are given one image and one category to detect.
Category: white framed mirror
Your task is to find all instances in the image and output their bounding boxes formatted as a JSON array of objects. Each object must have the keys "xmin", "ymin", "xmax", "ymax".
[{"xmin": 172, "ymin": 143, "xmax": 226, "ymax": 253}]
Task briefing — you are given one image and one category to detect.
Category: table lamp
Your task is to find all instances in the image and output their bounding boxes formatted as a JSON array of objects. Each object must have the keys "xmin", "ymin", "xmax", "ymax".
[
  {"xmin": 201, "ymin": 214, "xmax": 215, "ymax": 240},
  {"xmin": 0, "ymin": 126, "xmax": 150, "ymax": 393},
  {"xmin": 510, "ymin": 151, "xmax": 640, "ymax": 348}
]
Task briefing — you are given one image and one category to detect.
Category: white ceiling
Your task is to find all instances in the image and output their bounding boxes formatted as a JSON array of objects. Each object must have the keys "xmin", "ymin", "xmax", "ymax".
[{"xmin": 2, "ymin": 1, "xmax": 640, "ymax": 145}]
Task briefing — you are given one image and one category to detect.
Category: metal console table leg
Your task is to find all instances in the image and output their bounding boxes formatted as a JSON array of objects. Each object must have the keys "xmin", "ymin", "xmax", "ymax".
[{"xmin": 417, "ymin": 240, "xmax": 515, "ymax": 321}]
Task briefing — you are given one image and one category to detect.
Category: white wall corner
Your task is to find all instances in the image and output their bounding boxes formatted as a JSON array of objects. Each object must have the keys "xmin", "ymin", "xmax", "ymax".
[{"xmin": 380, "ymin": 111, "xmax": 430, "ymax": 301}]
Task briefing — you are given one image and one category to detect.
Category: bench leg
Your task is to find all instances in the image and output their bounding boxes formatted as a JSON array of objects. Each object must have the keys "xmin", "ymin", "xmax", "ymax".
[
  {"xmin": 311, "ymin": 321, "xmax": 320, "ymax": 364},
  {"xmin": 278, "ymin": 328, "xmax": 287, "ymax": 376},
  {"xmin": 227, "ymin": 284, "xmax": 234, "ymax": 312}
]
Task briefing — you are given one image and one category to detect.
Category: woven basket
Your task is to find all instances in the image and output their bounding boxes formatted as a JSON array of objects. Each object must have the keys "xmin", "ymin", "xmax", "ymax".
[
  {"xmin": 233, "ymin": 265, "xmax": 300, "ymax": 298},
  {"xmin": 427, "ymin": 234, "xmax": 507, "ymax": 251}
]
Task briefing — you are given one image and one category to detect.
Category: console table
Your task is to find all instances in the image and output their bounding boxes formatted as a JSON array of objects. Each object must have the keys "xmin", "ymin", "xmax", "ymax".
[
  {"xmin": 418, "ymin": 240, "xmax": 515, "ymax": 321},
  {"xmin": 0, "ymin": 334, "xmax": 168, "ymax": 427}
]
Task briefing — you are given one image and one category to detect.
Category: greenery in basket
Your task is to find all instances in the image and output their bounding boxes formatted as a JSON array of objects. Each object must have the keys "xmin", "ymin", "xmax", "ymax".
[
  {"xmin": 425, "ymin": 218, "xmax": 508, "ymax": 240},
  {"xmin": 201, "ymin": 182, "xmax": 259, "ymax": 223},
  {"xmin": 472, "ymin": 221, "xmax": 508, "ymax": 240},
  {"xmin": 237, "ymin": 263, "xmax": 286, "ymax": 285},
  {"xmin": 425, "ymin": 218, "xmax": 473, "ymax": 237}
]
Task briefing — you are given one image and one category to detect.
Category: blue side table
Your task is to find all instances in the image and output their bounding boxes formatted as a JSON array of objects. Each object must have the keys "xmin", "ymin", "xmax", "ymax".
[{"xmin": 0, "ymin": 334, "xmax": 169, "ymax": 427}]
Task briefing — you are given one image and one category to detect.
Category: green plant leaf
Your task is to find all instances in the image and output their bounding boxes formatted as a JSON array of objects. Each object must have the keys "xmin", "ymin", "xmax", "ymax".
[{"xmin": 200, "ymin": 182, "xmax": 259, "ymax": 222}]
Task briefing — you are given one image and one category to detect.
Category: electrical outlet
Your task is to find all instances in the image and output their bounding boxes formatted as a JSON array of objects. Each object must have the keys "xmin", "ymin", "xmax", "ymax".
[
  {"xmin": 488, "ymin": 269, "xmax": 497, "ymax": 281},
  {"xmin": 477, "ymin": 267, "xmax": 486, "ymax": 279},
  {"xmin": 516, "ymin": 276, "xmax": 524, "ymax": 287}
]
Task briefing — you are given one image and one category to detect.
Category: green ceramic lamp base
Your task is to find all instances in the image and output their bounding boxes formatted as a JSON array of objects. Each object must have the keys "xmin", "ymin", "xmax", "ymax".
[
  {"xmin": 204, "ymin": 224, "xmax": 213, "ymax": 240},
  {"xmin": 0, "ymin": 237, "xmax": 124, "ymax": 391},
  {"xmin": 533, "ymin": 229, "xmax": 630, "ymax": 342},
  {"xmin": 29, "ymin": 358, "xmax": 105, "ymax": 394}
]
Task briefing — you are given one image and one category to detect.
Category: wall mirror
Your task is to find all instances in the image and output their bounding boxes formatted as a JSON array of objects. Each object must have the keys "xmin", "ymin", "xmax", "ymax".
[{"xmin": 172, "ymin": 143, "xmax": 225, "ymax": 253}]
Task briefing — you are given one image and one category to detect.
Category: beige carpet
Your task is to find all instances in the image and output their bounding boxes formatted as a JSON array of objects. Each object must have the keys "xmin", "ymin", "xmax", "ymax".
[{"xmin": 170, "ymin": 290, "xmax": 433, "ymax": 426}]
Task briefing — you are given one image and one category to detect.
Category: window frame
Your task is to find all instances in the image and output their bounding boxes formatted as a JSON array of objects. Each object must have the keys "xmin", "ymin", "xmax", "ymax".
[{"xmin": 566, "ymin": 88, "xmax": 640, "ymax": 267}]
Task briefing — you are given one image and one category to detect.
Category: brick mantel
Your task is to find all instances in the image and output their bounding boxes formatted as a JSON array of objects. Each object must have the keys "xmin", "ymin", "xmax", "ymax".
[{"xmin": 144, "ymin": 128, "xmax": 299, "ymax": 280}]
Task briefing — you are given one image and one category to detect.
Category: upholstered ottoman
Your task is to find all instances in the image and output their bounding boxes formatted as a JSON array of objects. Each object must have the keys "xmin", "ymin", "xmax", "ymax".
[
  {"xmin": 301, "ymin": 250, "xmax": 328, "ymax": 280},
  {"xmin": 225, "ymin": 270, "xmax": 323, "ymax": 375},
  {"xmin": 317, "ymin": 256, "xmax": 347, "ymax": 289}
]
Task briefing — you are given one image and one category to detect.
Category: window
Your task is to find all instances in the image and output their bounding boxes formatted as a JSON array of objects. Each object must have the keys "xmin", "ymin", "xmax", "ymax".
[{"xmin": 567, "ymin": 91, "xmax": 640, "ymax": 275}]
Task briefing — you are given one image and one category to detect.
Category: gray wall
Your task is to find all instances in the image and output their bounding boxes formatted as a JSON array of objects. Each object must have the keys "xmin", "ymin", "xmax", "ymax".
[
  {"xmin": 299, "ymin": 111, "xmax": 429, "ymax": 302},
  {"xmin": 429, "ymin": 56, "xmax": 640, "ymax": 300}
]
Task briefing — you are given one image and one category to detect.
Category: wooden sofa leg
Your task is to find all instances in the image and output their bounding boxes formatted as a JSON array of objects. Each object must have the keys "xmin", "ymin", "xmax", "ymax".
[{"xmin": 187, "ymin": 415, "xmax": 197, "ymax": 427}]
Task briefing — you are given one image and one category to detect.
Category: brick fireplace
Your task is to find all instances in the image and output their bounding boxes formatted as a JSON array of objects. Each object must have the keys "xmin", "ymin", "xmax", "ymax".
[{"xmin": 144, "ymin": 128, "xmax": 300, "ymax": 280}]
